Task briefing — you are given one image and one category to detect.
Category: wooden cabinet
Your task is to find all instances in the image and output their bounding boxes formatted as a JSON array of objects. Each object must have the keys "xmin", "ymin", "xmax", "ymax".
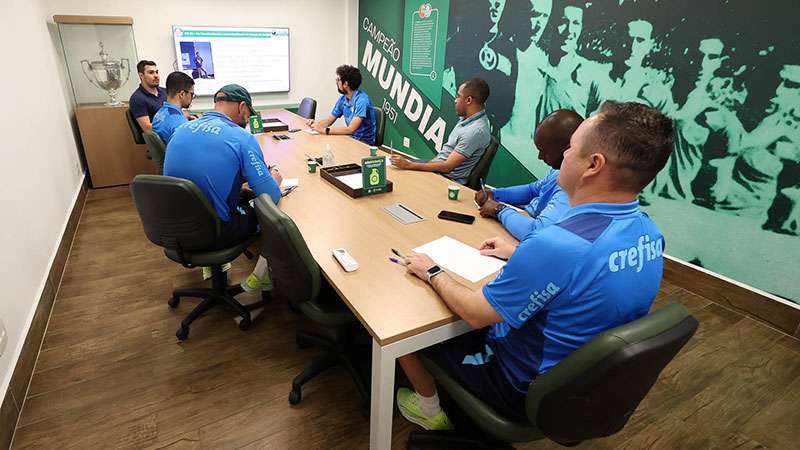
[{"xmin": 75, "ymin": 104, "xmax": 155, "ymax": 188}]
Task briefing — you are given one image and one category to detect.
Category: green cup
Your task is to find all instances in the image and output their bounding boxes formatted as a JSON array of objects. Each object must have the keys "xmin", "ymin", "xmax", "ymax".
[
  {"xmin": 307, "ymin": 160, "xmax": 318, "ymax": 173},
  {"xmin": 448, "ymin": 185, "xmax": 460, "ymax": 201},
  {"xmin": 369, "ymin": 146, "xmax": 378, "ymax": 157}
]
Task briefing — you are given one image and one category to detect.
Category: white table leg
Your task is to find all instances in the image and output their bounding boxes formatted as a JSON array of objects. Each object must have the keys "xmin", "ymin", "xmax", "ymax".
[{"xmin": 370, "ymin": 337, "xmax": 396, "ymax": 450}]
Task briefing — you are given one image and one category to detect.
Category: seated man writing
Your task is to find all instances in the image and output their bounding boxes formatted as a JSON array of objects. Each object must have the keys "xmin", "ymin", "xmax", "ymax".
[
  {"xmin": 475, "ymin": 109, "xmax": 584, "ymax": 240},
  {"xmin": 306, "ymin": 64, "xmax": 377, "ymax": 145},
  {"xmin": 394, "ymin": 101, "xmax": 674, "ymax": 429},
  {"xmin": 165, "ymin": 84, "xmax": 282, "ymax": 290},
  {"xmin": 391, "ymin": 78, "xmax": 491, "ymax": 186},
  {"xmin": 152, "ymin": 71, "xmax": 196, "ymax": 146}
]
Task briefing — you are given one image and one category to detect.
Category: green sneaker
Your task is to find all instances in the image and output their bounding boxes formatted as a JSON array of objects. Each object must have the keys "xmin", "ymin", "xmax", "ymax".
[
  {"xmin": 396, "ymin": 388, "xmax": 453, "ymax": 430},
  {"xmin": 241, "ymin": 272, "xmax": 273, "ymax": 292},
  {"xmin": 202, "ymin": 263, "xmax": 232, "ymax": 280}
]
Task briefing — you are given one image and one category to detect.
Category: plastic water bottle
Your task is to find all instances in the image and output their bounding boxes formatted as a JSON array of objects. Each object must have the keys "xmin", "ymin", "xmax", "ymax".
[{"xmin": 322, "ymin": 144, "xmax": 336, "ymax": 167}]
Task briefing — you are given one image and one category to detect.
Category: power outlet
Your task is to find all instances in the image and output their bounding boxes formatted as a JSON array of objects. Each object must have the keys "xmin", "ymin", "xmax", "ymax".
[{"xmin": 403, "ymin": 137, "xmax": 410, "ymax": 148}]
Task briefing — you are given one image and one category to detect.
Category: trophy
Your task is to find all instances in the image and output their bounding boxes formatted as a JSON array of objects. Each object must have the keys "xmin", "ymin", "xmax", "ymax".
[{"xmin": 80, "ymin": 42, "xmax": 130, "ymax": 106}]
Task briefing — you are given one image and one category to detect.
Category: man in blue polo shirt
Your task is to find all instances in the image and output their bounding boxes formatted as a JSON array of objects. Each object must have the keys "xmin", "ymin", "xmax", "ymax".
[
  {"xmin": 391, "ymin": 78, "xmax": 491, "ymax": 185},
  {"xmin": 306, "ymin": 64, "xmax": 376, "ymax": 145},
  {"xmin": 129, "ymin": 60, "xmax": 166, "ymax": 132},
  {"xmin": 394, "ymin": 101, "xmax": 674, "ymax": 430},
  {"xmin": 475, "ymin": 109, "xmax": 583, "ymax": 240},
  {"xmin": 152, "ymin": 71, "xmax": 195, "ymax": 145}
]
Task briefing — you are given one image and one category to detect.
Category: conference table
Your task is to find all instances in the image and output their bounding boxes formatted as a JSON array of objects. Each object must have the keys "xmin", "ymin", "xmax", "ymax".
[{"xmin": 256, "ymin": 110, "xmax": 513, "ymax": 449}]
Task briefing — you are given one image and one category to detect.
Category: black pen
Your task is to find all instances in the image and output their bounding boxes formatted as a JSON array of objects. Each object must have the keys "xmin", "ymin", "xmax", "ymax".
[{"xmin": 391, "ymin": 248, "xmax": 408, "ymax": 264}]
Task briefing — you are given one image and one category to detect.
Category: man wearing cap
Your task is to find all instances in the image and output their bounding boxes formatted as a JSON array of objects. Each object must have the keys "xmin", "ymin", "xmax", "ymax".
[
  {"xmin": 306, "ymin": 64, "xmax": 377, "ymax": 145},
  {"xmin": 475, "ymin": 109, "xmax": 583, "ymax": 241},
  {"xmin": 165, "ymin": 84, "xmax": 282, "ymax": 291}
]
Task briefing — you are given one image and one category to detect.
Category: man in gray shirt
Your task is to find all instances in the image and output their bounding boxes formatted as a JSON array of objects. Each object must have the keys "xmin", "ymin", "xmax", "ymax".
[{"xmin": 391, "ymin": 78, "xmax": 491, "ymax": 185}]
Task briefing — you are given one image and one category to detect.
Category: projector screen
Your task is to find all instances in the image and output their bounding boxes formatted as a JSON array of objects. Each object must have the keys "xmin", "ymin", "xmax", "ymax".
[{"xmin": 172, "ymin": 25, "xmax": 290, "ymax": 96}]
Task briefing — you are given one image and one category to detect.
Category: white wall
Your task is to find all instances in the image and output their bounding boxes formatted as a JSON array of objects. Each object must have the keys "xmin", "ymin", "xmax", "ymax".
[
  {"xmin": 0, "ymin": 0, "xmax": 85, "ymax": 402},
  {"xmin": 46, "ymin": 0, "xmax": 360, "ymax": 114}
]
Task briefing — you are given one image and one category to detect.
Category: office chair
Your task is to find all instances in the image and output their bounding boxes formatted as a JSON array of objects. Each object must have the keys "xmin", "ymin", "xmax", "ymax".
[
  {"xmin": 465, "ymin": 136, "xmax": 500, "ymax": 191},
  {"xmin": 253, "ymin": 195, "xmax": 370, "ymax": 408},
  {"xmin": 130, "ymin": 175, "xmax": 266, "ymax": 340},
  {"xmin": 142, "ymin": 130, "xmax": 166, "ymax": 175},
  {"xmin": 407, "ymin": 304, "xmax": 698, "ymax": 449},
  {"xmin": 297, "ymin": 97, "xmax": 317, "ymax": 120},
  {"xmin": 373, "ymin": 106, "xmax": 386, "ymax": 147},
  {"xmin": 125, "ymin": 108, "xmax": 145, "ymax": 145}
]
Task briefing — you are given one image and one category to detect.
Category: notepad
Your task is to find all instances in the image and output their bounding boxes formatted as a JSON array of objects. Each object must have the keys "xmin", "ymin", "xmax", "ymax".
[
  {"xmin": 337, "ymin": 173, "xmax": 363, "ymax": 190},
  {"xmin": 281, "ymin": 178, "xmax": 299, "ymax": 188},
  {"xmin": 414, "ymin": 236, "xmax": 506, "ymax": 283}
]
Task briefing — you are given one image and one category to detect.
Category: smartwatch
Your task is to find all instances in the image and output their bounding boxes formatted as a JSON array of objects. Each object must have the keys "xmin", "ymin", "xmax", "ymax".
[
  {"xmin": 325, "ymin": 127, "xmax": 331, "ymax": 135},
  {"xmin": 426, "ymin": 265, "xmax": 443, "ymax": 284},
  {"xmin": 494, "ymin": 203, "xmax": 507, "ymax": 216}
]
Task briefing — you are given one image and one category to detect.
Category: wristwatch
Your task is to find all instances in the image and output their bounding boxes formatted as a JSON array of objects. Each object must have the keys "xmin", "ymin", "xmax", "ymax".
[
  {"xmin": 494, "ymin": 203, "xmax": 507, "ymax": 216},
  {"xmin": 325, "ymin": 127, "xmax": 331, "ymax": 135},
  {"xmin": 426, "ymin": 265, "xmax": 443, "ymax": 284}
]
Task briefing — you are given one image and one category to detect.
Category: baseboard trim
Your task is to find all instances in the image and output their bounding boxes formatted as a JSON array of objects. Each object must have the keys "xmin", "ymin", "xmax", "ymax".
[
  {"xmin": 663, "ymin": 255, "xmax": 800, "ymax": 338},
  {"xmin": 0, "ymin": 176, "xmax": 88, "ymax": 449}
]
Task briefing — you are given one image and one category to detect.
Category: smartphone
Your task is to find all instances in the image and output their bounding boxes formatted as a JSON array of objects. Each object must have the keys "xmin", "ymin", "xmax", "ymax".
[
  {"xmin": 438, "ymin": 210, "xmax": 475, "ymax": 224},
  {"xmin": 288, "ymin": 128, "xmax": 300, "ymax": 133}
]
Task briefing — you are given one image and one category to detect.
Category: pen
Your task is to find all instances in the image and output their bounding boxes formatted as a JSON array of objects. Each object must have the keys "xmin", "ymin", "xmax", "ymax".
[
  {"xmin": 473, "ymin": 199, "xmax": 480, "ymax": 209},
  {"xmin": 479, "ymin": 178, "xmax": 486, "ymax": 191},
  {"xmin": 389, "ymin": 257, "xmax": 408, "ymax": 266},
  {"xmin": 391, "ymin": 248, "xmax": 408, "ymax": 263}
]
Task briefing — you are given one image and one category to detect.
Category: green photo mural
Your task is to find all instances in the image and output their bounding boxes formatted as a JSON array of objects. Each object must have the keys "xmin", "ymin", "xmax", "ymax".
[{"xmin": 358, "ymin": 0, "xmax": 800, "ymax": 303}]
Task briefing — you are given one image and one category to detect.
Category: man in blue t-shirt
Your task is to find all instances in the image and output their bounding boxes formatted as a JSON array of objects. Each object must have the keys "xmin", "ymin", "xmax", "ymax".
[
  {"xmin": 129, "ymin": 60, "xmax": 166, "ymax": 132},
  {"xmin": 475, "ymin": 109, "xmax": 583, "ymax": 240},
  {"xmin": 306, "ymin": 64, "xmax": 376, "ymax": 145},
  {"xmin": 152, "ymin": 71, "xmax": 195, "ymax": 146},
  {"xmin": 394, "ymin": 101, "xmax": 675, "ymax": 430},
  {"xmin": 391, "ymin": 78, "xmax": 492, "ymax": 185}
]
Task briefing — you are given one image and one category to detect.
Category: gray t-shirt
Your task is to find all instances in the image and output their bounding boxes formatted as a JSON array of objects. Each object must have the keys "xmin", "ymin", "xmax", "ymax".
[{"xmin": 433, "ymin": 110, "xmax": 491, "ymax": 185}]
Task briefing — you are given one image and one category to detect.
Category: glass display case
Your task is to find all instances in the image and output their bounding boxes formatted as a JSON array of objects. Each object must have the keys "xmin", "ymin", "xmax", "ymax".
[{"xmin": 54, "ymin": 16, "xmax": 139, "ymax": 106}]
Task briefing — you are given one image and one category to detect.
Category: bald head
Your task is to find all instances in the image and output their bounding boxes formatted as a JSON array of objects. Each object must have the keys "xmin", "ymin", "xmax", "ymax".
[{"xmin": 533, "ymin": 109, "xmax": 584, "ymax": 169}]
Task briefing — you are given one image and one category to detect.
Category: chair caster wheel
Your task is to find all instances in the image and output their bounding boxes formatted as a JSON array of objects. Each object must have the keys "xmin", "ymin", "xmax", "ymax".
[
  {"xmin": 239, "ymin": 317, "xmax": 252, "ymax": 331},
  {"xmin": 296, "ymin": 335, "xmax": 312, "ymax": 349},
  {"xmin": 168, "ymin": 296, "xmax": 180, "ymax": 308},
  {"xmin": 288, "ymin": 387, "xmax": 302, "ymax": 405},
  {"xmin": 176, "ymin": 326, "xmax": 189, "ymax": 341}
]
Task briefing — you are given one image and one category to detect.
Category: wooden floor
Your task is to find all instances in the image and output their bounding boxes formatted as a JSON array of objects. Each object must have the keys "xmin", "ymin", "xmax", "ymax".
[{"xmin": 10, "ymin": 187, "xmax": 800, "ymax": 449}]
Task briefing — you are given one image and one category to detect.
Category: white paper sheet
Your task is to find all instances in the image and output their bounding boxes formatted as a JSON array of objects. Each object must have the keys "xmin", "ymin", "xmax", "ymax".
[
  {"xmin": 302, "ymin": 128, "xmax": 320, "ymax": 135},
  {"xmin": 413, "ymin": 236, "xmax": 506, "ymax": 283},
  {"xmin": 337, "ymin": 173, "xmax": 363, "ymax": 190},
  {"xmin": 281, "ymin": 178, "xmax": 299, "ymax": 188}
]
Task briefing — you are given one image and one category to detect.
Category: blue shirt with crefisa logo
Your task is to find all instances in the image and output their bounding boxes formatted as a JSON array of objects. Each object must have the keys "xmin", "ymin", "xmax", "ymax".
[
  {"xmin": 492, "ymin": 168, "xmax": 571, "ymax": 241},
  {"xmin": 331, "ymin": 89, "xmax": 376, "ymax": 145},
  {"xmin": 152, "ymin": 101, "xmax": 187, "ymax": 144},
  {"xmin": 482, "ymin": 200, "xmax": 664, "ymax": 394},
  {"xmin": 164, "ymin": 111, "xmax": 281, "ymax": 221}
]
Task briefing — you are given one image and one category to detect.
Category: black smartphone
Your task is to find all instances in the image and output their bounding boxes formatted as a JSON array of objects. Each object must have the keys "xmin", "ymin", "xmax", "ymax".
[{"xmin": 438, "ymin": 210, "xmax": 475, "ymax": 224}]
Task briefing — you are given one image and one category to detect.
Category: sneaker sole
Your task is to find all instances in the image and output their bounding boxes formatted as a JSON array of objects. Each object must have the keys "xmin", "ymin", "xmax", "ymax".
[{"xmin": 397, "ymin": 405, "xmax": 451, "ymax": 431}]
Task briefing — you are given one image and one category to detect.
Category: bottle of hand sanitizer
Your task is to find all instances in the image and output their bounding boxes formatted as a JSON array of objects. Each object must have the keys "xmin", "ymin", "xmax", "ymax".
[{"xmin": 322, "ymin": 144, "xmax": 335, "ymax": 167}]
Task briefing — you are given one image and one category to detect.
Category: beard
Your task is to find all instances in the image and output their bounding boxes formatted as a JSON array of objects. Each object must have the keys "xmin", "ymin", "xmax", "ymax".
[{"xmin": 337, "ymin": 87, "xmax": 346, "ymax": 95}]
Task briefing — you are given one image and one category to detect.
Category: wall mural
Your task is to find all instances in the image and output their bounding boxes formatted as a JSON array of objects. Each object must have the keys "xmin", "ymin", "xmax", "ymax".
[{"xmin": 358, "ymin": 0, "xmax": 799, "ymax": 303}]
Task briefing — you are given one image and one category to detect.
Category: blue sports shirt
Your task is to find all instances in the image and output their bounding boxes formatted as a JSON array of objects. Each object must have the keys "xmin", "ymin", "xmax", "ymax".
[
  {"xmin": 164, "ymin": 111, "xmax": 281, "ymax": 221},
  {"xmin": 482, "ymin": 200, "xmax": 665, "ymax": 394},
  {"xmin": 151, "ymin": 101, "xmax": 187, "ymax": 144},
  {"xmin": 492, "ymin": 169, "xmax": 571, "ymax": 240},
  {"xmin": 331, "ymin": 89, "xmax": 377, "ymax": 145}
]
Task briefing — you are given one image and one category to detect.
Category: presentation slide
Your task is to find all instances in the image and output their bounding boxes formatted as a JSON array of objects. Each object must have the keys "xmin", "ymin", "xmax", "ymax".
[{"xmin": 172, "ymin": 26, "xmax": 290, "ymax": 96}]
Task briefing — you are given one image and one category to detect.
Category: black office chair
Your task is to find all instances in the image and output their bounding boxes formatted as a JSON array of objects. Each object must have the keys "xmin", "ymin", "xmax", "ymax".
[
  {"xmin": 142, "ymin": 130, "xmax": 166, "ymax": 175},
  {"xmin": 297, "ymin": 97, "xmax": 317, "ymax": 120},
  {"xmin": 407, "ymin": 304, "xmax": 698, "ymax": 449},
  {"xmin": 373, "ymin": 106, "xmax": 386, "ymax": 147},
  {"xmin": 465, "ymin": 136, "xmax": 500, "ymax": 191},
  {"xmin": 253, "ymin": 195, "xmax": 370, "ymax": 408},
  {"xmin": 130, "ymin": 175, "xmax": 267, "ymax": 340},
  {"xmin": 125, "ymin": 108, "xmax": 145, "ymax": 145}
]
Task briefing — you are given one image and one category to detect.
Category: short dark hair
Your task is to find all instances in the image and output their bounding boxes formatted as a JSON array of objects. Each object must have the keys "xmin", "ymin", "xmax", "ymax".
[
  {"xmin": 165, "ymin": 71, "xmax": 195, "ymax": 97},
  {"xmin": 336, "ymin": 65, "xmax": 362, "ymax": 91},
  {"xmin": 592, "ymin": 101, "xmax": 674, "ymax": 192},
  {"xmin": 136, "ymin": 60, "xmax": 157, "ymax": 74},
  {"xmin": 461, "ymin": 78, "xmax": 490, "ymax": 104}
]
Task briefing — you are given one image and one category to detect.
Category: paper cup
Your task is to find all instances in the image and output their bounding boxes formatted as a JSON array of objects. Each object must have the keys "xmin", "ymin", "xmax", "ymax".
[
  {"xmin": 307, "ymin": 160, "xmax": 318, "ymax": 173},
  {"xmin": 447, "ymin": 185, "xmax": 460, "ymax": 200},
  {"xmin": 369, "ymin": 146, "xmax": 378, "ymax": 157}
]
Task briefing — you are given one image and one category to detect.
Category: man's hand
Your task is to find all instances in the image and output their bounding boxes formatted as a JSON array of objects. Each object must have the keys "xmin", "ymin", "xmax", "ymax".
[
  {"xmin": 474, "ymin": 188, "xmax": 493, "ymax": 206},
  {"xmin": 270, "ymin": 167, "xmax": 283, "ymax": 186},
  {"xmin": 305, "ymin": 118, "xmax": 315, "ymax": 128},
  {"xmin": 311, "ymin": 121, "xmax": 327, "ymax": 133},
  {"xmin": 241, "ymin": 183, "xmax": 254, "ymax": 197},
  {"xmin": 405, "ymin": 252, "xmax": 437, "ymax": 281},
  {"xmin": 479, "ymin": 237, "xmax": 517, "ymax": 260},
  {"xmin": 479, "ymin": 198, "xmax": 502, "ymax": 218},
  {"xmin": 391, "ymin": 155, "xmax": 414, "ymax": 169}
]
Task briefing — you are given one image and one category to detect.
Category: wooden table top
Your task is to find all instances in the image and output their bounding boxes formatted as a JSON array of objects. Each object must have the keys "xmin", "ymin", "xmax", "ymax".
[{"xmin": 256, "ymin": 109, "xmax": 513, "ymax": 346}]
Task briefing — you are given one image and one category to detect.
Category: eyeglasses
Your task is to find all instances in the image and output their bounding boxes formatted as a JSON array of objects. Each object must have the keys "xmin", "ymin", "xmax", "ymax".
[{"xmin": 182, "ymin": 90, "xmax": 196, "ymax": 99}]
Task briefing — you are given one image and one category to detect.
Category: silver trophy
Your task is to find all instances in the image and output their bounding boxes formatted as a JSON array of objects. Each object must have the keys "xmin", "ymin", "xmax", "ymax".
[{"xmin": 80, "ymin": 42, "xmax": 130, "ymax": 106}]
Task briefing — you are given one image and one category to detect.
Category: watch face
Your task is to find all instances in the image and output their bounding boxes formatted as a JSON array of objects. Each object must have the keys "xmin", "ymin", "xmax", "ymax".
[{"xmin": 427, "ymin": 265, "xmax": 441, "ymax": 275}]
